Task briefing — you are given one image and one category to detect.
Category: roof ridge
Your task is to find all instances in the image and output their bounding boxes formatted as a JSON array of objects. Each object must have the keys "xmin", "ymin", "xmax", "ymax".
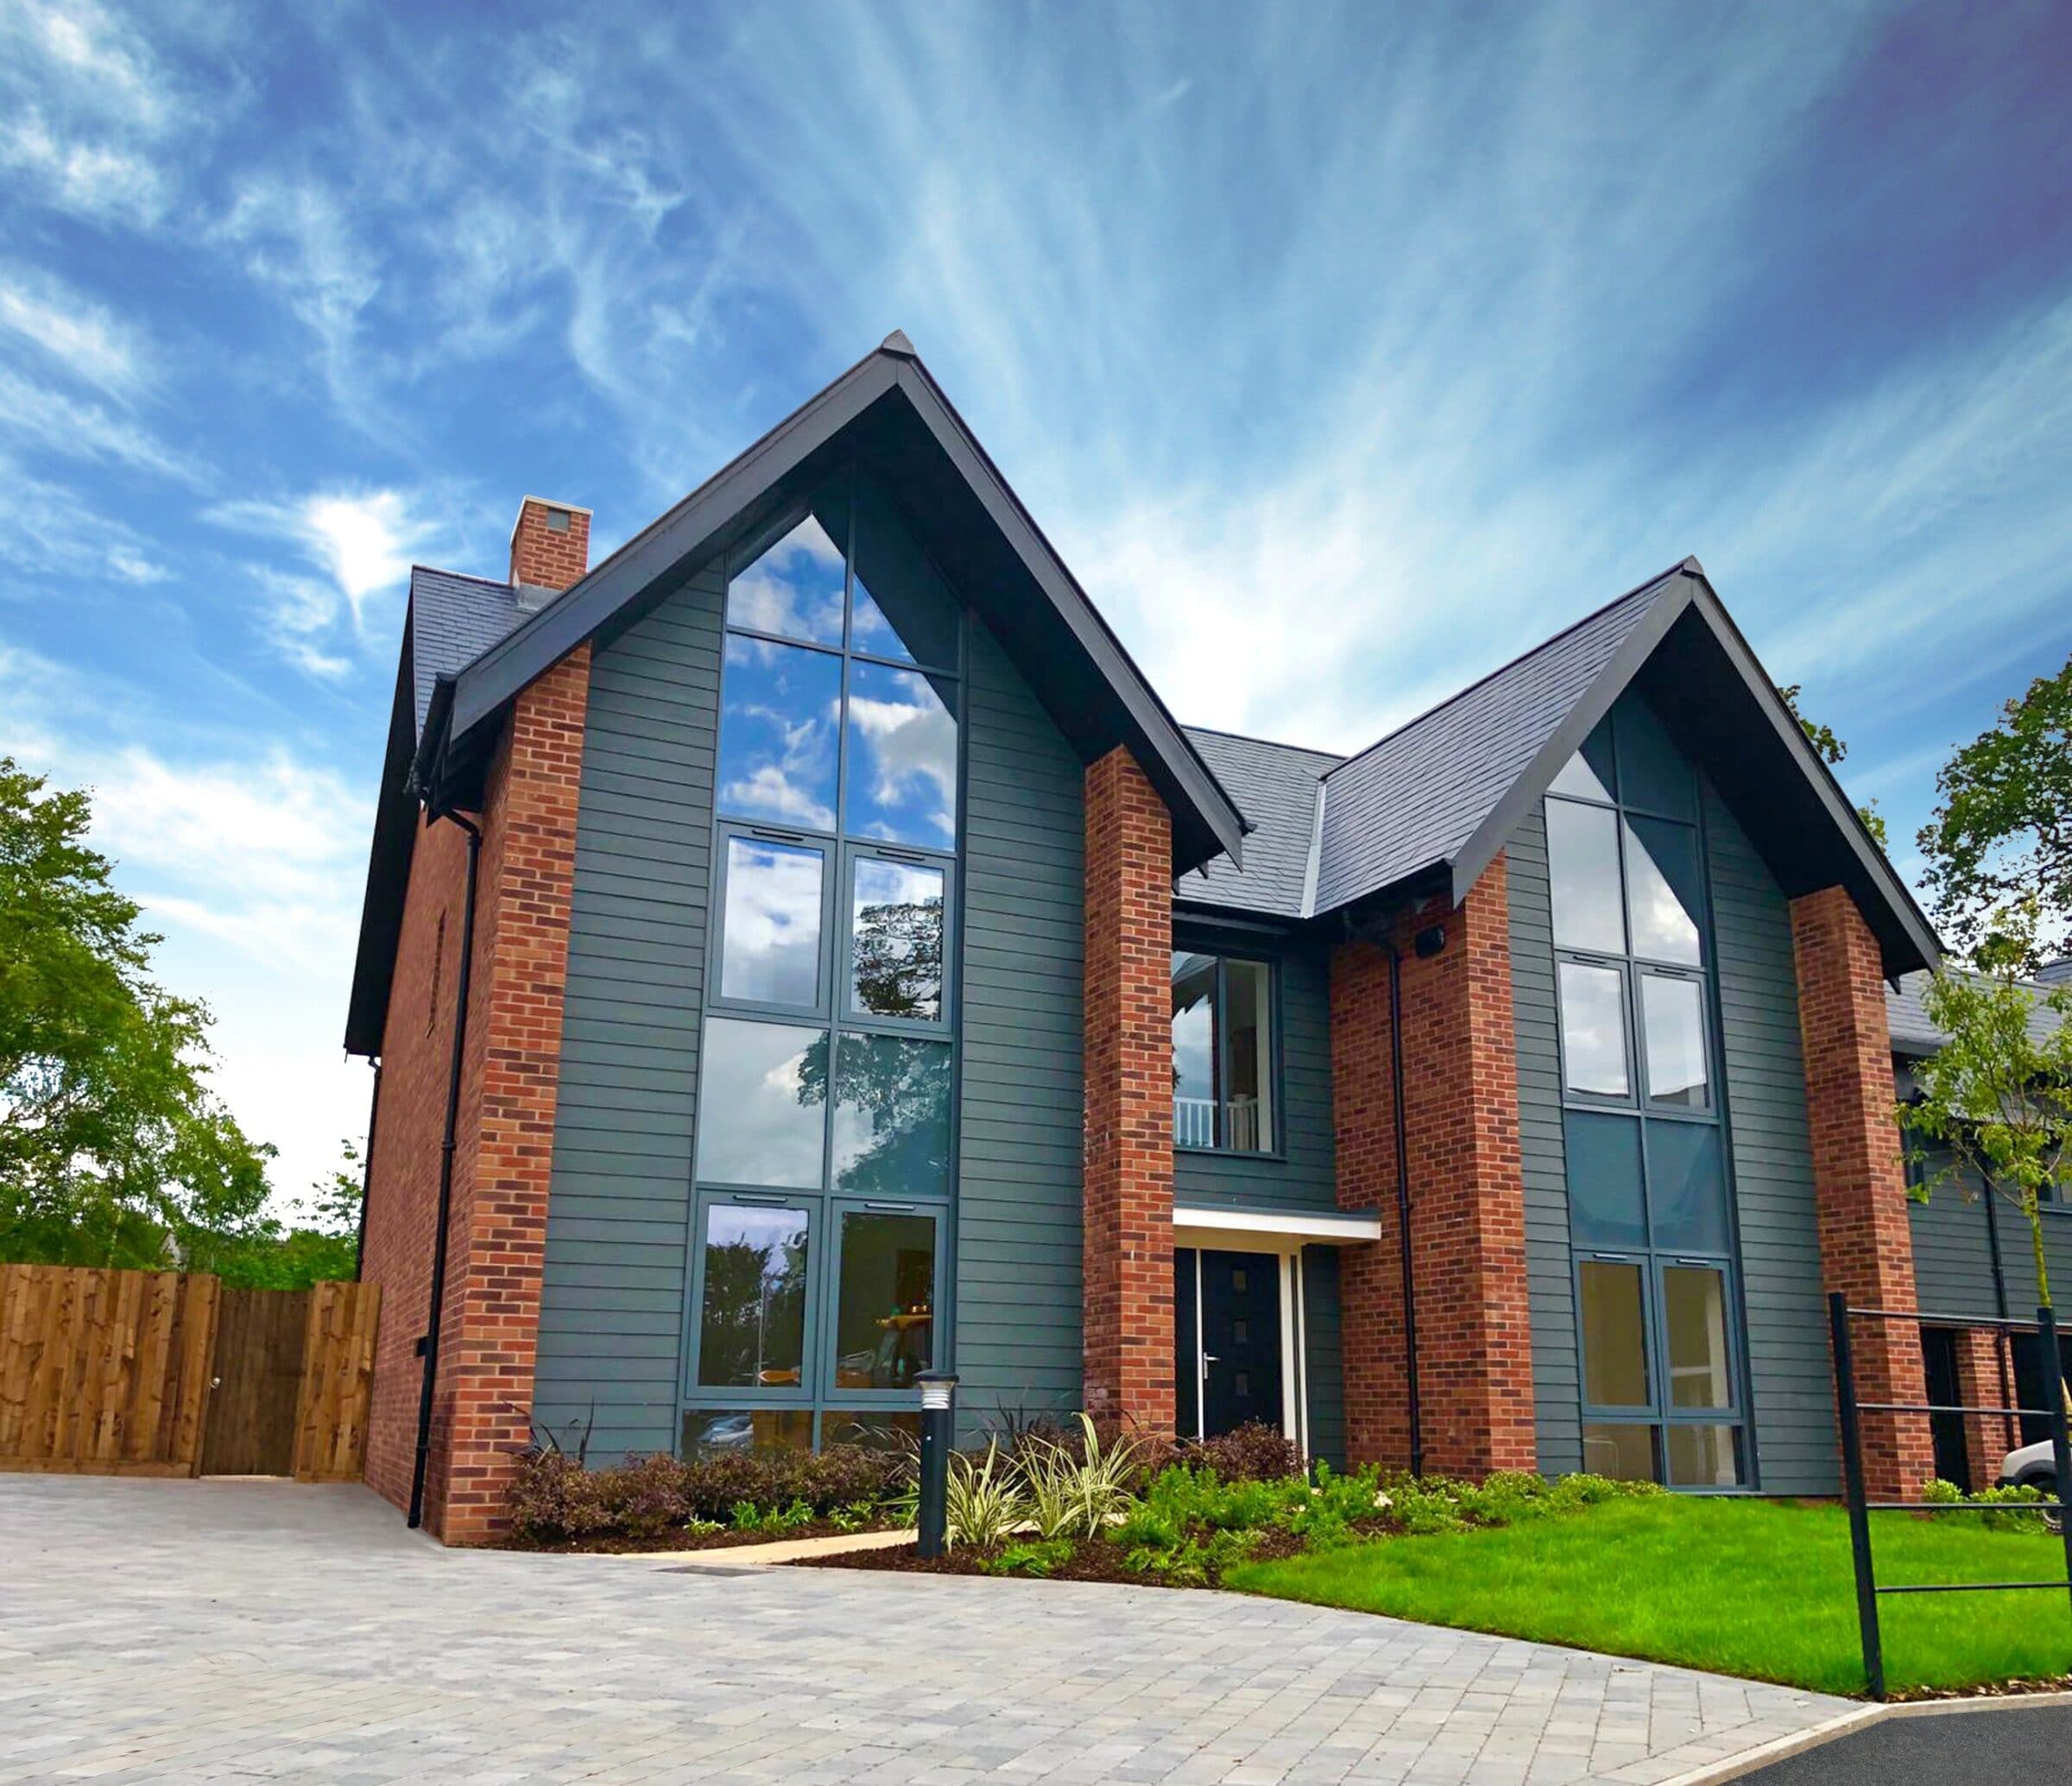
[
  {"xmin": 1183, "ymin": 720, "xmax": 1345, "ymax": 764},
  {"xmin": 412, "ymin": 563, "xmax": 514, "ymax": 592},
  {"xmin": 1319, "ymin": 560, "xmax": 1692, "ymax": 786}
]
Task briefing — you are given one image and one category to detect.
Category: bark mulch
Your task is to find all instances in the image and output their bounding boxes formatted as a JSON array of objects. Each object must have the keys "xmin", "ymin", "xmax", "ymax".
[{"xmin": 505, "ymin": 1520, "xmax": 900, "ymax": 1556}]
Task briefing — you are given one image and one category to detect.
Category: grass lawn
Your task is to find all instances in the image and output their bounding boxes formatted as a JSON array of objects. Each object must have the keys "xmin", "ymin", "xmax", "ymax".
[{"xmin": 1225, "ymin": 1495, "xmax": 2072, "ymax": 1696}]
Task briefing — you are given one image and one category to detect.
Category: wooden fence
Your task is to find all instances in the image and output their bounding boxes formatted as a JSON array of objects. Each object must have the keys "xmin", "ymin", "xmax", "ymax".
[{"xmin": 0, "ymin": 1265, "xmax": 380, "ymax": 1481}]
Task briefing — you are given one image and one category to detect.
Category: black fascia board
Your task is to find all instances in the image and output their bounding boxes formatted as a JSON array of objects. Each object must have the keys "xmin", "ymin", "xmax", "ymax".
[{"xmin": 344, "ymin": 646, "xmax": 426, "ymax": 1057}]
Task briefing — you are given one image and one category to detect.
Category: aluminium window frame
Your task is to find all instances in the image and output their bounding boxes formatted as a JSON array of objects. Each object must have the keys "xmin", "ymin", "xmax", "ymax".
[{"xmin": 1170, "ymin": 948, "xmax": 1283, "ymax": 1158}]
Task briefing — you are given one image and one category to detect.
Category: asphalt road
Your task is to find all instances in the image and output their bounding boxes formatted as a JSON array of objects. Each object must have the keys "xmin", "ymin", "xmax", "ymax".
[{"xmin": 1743, "ymin": 1703, "xmax": 2072, "ymax": 1783}]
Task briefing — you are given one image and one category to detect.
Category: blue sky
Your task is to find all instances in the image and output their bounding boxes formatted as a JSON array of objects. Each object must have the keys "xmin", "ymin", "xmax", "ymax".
[{"xmin": 2, "ymin": 0, "xmax": 2069, "ymax": 1208}]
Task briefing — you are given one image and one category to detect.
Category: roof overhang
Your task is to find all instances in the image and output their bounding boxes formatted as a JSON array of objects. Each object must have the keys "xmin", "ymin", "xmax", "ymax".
[
  {"xmin": 343, "ymin": 634, "xmax": 424, "ymax": 1057},
  {"xmin": 421, "ymin": 339, "xmax": 1247, "ymax": 877}
]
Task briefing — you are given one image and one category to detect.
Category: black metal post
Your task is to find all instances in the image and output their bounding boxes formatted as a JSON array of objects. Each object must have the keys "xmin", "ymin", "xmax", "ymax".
[
  {"xmin": 2040, "ymin": 1306, "xmax": 2072, "ymax": 1621},
  {"xmin": 915, "ymin": 1370, "xmax": 957, "ymax": 1559},
  {"xmin": 1829, "ymin": 1291, "xmax": 1886, "ymax": 1701}
]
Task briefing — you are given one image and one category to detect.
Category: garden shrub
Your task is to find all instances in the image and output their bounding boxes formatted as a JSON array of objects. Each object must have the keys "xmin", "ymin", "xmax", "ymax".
[
  {"xmin": 1920, "ymin": 1476, "xmax": 2055, "ymax": 1532},
  {"xmin": 982, "ymin": 1537, "xmax": 1075, "ymax": 1577},
  {"xmin": 1187, "ymin": 1422, "xmax": 1304, "ymax": 1483}
]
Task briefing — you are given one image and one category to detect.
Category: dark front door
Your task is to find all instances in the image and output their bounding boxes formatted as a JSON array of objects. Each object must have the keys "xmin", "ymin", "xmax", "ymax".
[
  {"xmin": 1920, "ymin": 1328, "xmax": 1969, "ymax": 1490},
  {"xmin": 1199, "ymin": 1250, "xmax": 1282, "ymax": 1437}
]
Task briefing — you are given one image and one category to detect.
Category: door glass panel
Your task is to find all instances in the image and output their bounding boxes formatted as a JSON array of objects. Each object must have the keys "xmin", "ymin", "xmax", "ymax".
[
  {"xmin": 830, "ymin": 1033, "xmax": 951, "ymax": 1196},
  {"xmin": 1581, "ymin": 1423, "xmax": 1656, "ymax": 1481},
  {"xmin": 1564, "ymin": 1112, "xmax": 1647, "ymax": 1248},
  {"xmin": 1224, "ymin": 960, "xmax": 1273, "ymax": 1152},
  {"xmin": 1580, "ymin": 1259, "xmax": 1650, "ymax": 1407},
  {"xmin": 1624, "ymin": 817, "xmax": 1702, "ymax": 965},
  {"xmin": 1548, "ymin": 722, "xmax": 1616, "ymax": 802},
  {"xmin": 848, "ymin": 856, "xmax": 944, "ymax": 1021},
  {"xmin": 1558, "ymin": 961, "xmax": 1629, "ymax": 1096},
  {"xmin": 843, "ymin": 660, "xmax": 957, "ymax": 850},
  {"xmin": 725, "ymin": 503, "xmax": 847, "ymax": 646},
  {"xmin": 682, "ymin": 1407, "xmax": 814, "ymax": 1452},
  {"xmin": 1645, "ymin": 1121, "xmax": 1729, "ymax": 1253},
  {"xmin": 1547, "ymin": 798, "xmax": 1626, "ymax": 953},
  {"xmin": 717, "ymin": 636, "xmax": 842, "ymax": 830},
  {"xmin": 1641, "ymin": 975, "xmax": 1709, "ymax": 1107},
  {"xmin": 1663, "ymin": 1265, "xmax": 1734, "ymax": 1410},
  {"xmin": 849, "ymin": 487, "xmax": 961, "ymax": 668},
  {"xmin": 720, "ymin": 836, "xmax": 824, "ymax": 1007},
  {"xmin": 831, "ymin": 1210, "xmax": 936, "ymax": 1391},
  {"xmin": 1665, "ymin": 1423, "xmax": 1742, "ymax": 1487},
  {"xmin": 1171, "ymin": 952, "xmax": 1218, "ymax": 1148},
  {"xmin": 1614, "ymin": 697, "xmax": 1697, "ymax": 820},
  {"xmin": 695, "ymin": 1203, "xmax": 810, "ymax": 1390},
  {"xmin": 695, "ymin": 1019, "xmax": 827, "ymax": 1189}
]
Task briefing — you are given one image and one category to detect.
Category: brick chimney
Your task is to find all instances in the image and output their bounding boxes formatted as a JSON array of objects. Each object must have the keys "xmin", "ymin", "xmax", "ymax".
[{"xmin": 509, "ymin": 496, "xmax": 591, "ymax": 598}]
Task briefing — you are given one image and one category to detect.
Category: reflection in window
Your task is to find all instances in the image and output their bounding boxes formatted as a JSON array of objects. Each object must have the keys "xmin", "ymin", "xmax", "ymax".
[
  {"xmin": 1645, "ymin": 1121, "xmax": 1729, "ymax": 1253},
  {"xmin": 850, "ymin": 489, "xmax": 961, "ymax": 668},
  {"xmin": 822, "ymin": 1410, "xmax": 922, "ymax": 1449},
  {"xmin": 843, "ymin": 660, "xmax": 957, "ymax": 850},
  {"xmin": 1582, "ymin": 1423, "xmax": 1657, "ymax": 1482},
  {"xmin": 1624, "ymin": 817, "xmax": 1702, "ymax": 964},
  {"xmin": 717, "ymin": 636, "xmax": 841, "ymax": 830},
  {"xmin": 1664, "ymin": 1266, "xmax": 1733, "ymax": 1410},
  {"xmin": 696, "ymin": 1204, "xmax": 810, "ymax": 1389},
  {"xmin": 1170, "ymin": 951, "xmax": 1273, "ymax": 1152},
  {"xmin": 1665, "ymin": 1423, "xmax": 1741, "ymax": 1487},
  {"xmin": 720, "ymin": 836, "xmax": 824, "ymax": 1007},
  {"xmin": 1547, "ymin": 798, "xmax": 1626, "ymax": 954},
  {"xmin": 726, "ymin": 508, "xmax": 847, "ymax": 646},
  {"xmin": 695, "ymin": 1019, "xmax": 827, "ymax": 1189},
  {"xmin": 830, "ymin": 1033, "xmax": 951, "ymax": 1196},
  {"xmin": 831, "ymin": 1210, "xmax": 935, "ymax": 1391},
  {"xmin": 1580, "ymin": 1259, "xmax": 1650, "ymax": 1407},
  {"xmin": 1549, "ymin": 735, "xmax": 1615, "ymax": 802},
  {"xmin": 1564, "ymin": 1111, "xmax": 1647, "ymax": 1249},
  {"xmin": 849, "ymin": 857, "xmax": 944, "ymax": 1021},
  {"xmin": 682, "ymin": 1407, "xmax": 814, "ymax": 1453},
  {"xmin": 1641, "ymin": 975, "xmax": 1709, "ymax": 1107},
  {"xmin": 1614, "ymin": 697, "xmax": 1697, "ymax": 820},
  {"xmin": 1172, "ymin": 954, "xmax": 1217, "ymax": 1148},
  {"xmin": 1223, "ymin": 961, "xmax": 1273, "ymax": 1152},
  {"xmin": 1558, "ymin": 961, "xmax": 1629, "ymax": 1096}
]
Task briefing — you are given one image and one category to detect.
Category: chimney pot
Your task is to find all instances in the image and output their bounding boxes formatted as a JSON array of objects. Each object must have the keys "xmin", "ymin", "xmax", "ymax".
[{"xmin": 509, "ymin": 495, "xmax": 592, "ymax": 593}]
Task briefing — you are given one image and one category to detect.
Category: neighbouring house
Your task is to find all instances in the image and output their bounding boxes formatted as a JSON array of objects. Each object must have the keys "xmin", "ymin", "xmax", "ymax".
[{"xmin": 350, "ymin": 331, "xmax": 1999, "ymax": 1544}]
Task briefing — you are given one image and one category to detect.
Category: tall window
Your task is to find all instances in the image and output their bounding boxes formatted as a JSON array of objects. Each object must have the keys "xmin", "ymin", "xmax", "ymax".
[
  {"xmin": 1547, "ymin": 698, "xmax": 1745, "ymax": 1489},
  {"xmin": 1171, "ymin": 951, "xmax": 1275, "ymax": 1152},
  {"xmin": 685, "ymin": 471, "xmax": 961, "ymax": 1455}
]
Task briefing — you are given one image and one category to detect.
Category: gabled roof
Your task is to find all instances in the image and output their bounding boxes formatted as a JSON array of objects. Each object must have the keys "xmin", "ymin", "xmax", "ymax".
[
  {"xmin": 1887, "ymin": 969, "xmax": 2066, "ymax": 1060},
  {"xmin": 1176, "ymin": 728, "xmax": 1340, "ymax": 918},
  {"xmin": 407, "ymin": 567, "xmax": 527, "ymax": 736},
  {"xmin": 416, "ymin": 333, "xmax": 1248, "ymax": 879}
]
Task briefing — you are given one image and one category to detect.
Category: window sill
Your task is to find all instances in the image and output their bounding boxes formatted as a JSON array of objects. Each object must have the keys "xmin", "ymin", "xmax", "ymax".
[{"xmin": 1176, "ymin": 1144, "xmax": 1289, "ymax": 1165}]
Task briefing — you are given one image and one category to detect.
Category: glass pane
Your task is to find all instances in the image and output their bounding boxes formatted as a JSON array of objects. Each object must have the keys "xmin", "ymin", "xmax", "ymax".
[
  {"xmin": 1558, "ymin": 961, "xmax": 1629, "ymax": 1096},
  {"xmin": 1581, "ymin": 1423, "xmax": 1657, "ymax": 1482},
  {"xmin": 843, "ymin": 660, "xmax": 957, "ymax": 851},
  {"xmin": 1224, "ymin": 960, "xmax": 1273, "ymax": 1152},
  {"xmin": 822, "ymin": 1410, "xmax": 921, "ymax": 1450},
  {"xmin": 832, "ymin": 1209, "xmax": 936, "ymax": 1391},
  {"xmin": 1646, "ymin": 1121, "xmax": 1730, "ymax": 1253},
  {"xmin": 682, "ymin": 1407, "xmax": 813, "ymax": 1453},
  {"xmin": 1564, "ymin": 1112, "xmax": 1647, "ymax": 1249},
  {"xmin": 1546, "ymin": 798, "xmax": 1626, "ymax": 953},
  {"xmin": 850, "ymin": 486, "xmax": 961, "ymax": 668},
  {"xmin": 720, "ymin": 836, "xmax": 824, "ymax": 1007},
  {"xmin": 1580, "ymin": 1259, "xmax": 1651, "ymax": 1408},
  {"xmin": 1614, "ymin": 697, "xmax": 1696, "ymax": 820},
  {"xmin": 1172, "ymin": 952, "xmax": 1218, "ymax": 1149},
  {"xmin": 831, "ymin": 1033, "xmax": 951, "ymax": 1196},
  {"xmin": 717, "ymin": 635, "xmax": 842, "ymax": 830},
  {"xmin": 1641, "ymin": 975, "xmax": 1709, "ymax": 1107},
  {"xmin": 1663, "ymin": 1265, "xmax": 1734, "ymax": 1410},
  {"xmin": 725, "ymin": 503, "xmax": 847, "ymax": 646},
  {"xmin": 1665, "ymin": 1423, "xmax": 1742, "ymax": 1487},
  {"xmin": 694, "ymin": 1203, "xmax": 810, "ymax": 1390},
  {"xmin": 849, "ymin": 856, "xmax": 945, "ymax": 1021},
  {"xmin": 1624, "ymin": 817, "xmax": 1702, "ymax": 965},
  {"xmin": 695, "ymin": 1018, "xmax": 828, "ymax": 1189},
  {"xmin": 1549, "ymin": 721, "xmax": 1616, "ymax": 801}
]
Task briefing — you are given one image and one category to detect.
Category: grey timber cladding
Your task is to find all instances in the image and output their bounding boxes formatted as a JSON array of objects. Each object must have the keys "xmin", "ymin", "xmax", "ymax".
[
  {"xmin": 1506, "ymin": 807, "xmax": 1582, "ymax": 1475},
  {"xmin": 1172, "ymin": 941, "xmax": 1337, "ymax": 1216},
  {"xmin": 1907, "ymin": 1151, "xmax": 2072, "ymax": 1321},
  {"xmin": 533, "ymin": 561, "xmax": 724, "ymax": 1463},
  {"xmin": 1705, "ymin": 782, "xmax": 1836, "ymax": 1494},
  {"xmin": 954, "ymin": 615, "xmax": 1087, "ymax": 1417},
  {"xmin": 1300, "ymin": 1246, "xmax": 1346, "ymax": 1469},
  {"xmin": 1177, "ymin": 729, "xmax": 1338, "ymax": 918}
]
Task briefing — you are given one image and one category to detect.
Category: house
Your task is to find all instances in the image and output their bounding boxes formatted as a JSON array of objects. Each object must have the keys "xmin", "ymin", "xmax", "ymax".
[{"xmin": 348, "ymin": 332, "xmax": 1968, "ymax": 1544}]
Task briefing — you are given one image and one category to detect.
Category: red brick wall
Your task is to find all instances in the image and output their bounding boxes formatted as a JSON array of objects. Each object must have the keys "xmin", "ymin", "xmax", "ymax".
[
  {"xmin": 1330, "ymin": 856, "xmax": 1537, "ymax": 1478},
  {"xmin": 1952, "ymin": 1327, "xmax": 2018, "ymax": 1493},
  {"xmin": 1082, "ymin": 745, "xmax": 1177, "ymax": 1437},
  {"xmin": 1791, "ymin": 884, "xmax": 1935, "ymax": 1499},
  {"xmin": 509, "ymin": 498, "xmax": 591, "ymax": 590}
]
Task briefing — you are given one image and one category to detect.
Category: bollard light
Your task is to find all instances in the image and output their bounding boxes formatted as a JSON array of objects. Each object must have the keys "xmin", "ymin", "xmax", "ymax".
[{"xmin": 914, "ymin": 1369, "xmax": 957, "ymax": 1558}]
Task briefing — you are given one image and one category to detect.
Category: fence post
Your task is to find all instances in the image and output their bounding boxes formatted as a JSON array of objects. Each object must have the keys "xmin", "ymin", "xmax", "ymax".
[
  {"xmin": 2039, "ymin": 1306, "xmax": 2072, "ymax": 1625},
  {"xmin": 1829, "ymin": 1291, "xmax": 1885, "ymax": 1701}
]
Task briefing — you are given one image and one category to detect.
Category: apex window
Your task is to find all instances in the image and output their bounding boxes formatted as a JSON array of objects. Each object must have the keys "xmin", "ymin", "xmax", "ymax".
[{"xmin": 1171, "ymin": 951, "xmax": 1276, "ymax": 1152}]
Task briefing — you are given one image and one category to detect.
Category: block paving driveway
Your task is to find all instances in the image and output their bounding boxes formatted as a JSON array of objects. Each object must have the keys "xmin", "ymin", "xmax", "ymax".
[{"xmin": 1, "ymin": 1477, "xmax": 1856, "ymax": 1784}]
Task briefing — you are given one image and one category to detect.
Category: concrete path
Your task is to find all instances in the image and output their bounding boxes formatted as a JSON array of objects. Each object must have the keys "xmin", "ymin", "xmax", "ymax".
[{"xmin": 0, "ymin": 1476, "xmax": 1857, "ymax": 1785}]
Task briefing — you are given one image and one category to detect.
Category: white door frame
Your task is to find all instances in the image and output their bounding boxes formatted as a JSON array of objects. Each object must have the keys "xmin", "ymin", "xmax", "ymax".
[{"xmin": 1174, "ymin": 1223, "xmax": 1327, "ymax": 1459}]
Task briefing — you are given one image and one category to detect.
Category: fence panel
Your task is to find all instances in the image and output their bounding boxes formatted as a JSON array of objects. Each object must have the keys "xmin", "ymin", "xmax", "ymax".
[{"xmin": 292, "ymin": 1281, "xmax": 382, "ymax": 1482}]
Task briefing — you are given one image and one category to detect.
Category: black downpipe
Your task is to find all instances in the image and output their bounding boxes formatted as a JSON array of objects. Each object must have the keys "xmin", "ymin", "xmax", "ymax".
[
  {"xmin": 352, "ymin": 1059, "xmax": 382, "ymax": 1282},
  {"xmin": 1383, "ymin": 935, "xmax": 1426, "ymax": 1480},
  {"xmin": 409, "ymin": 811, "xmax": 483, "ymax": 1531}
]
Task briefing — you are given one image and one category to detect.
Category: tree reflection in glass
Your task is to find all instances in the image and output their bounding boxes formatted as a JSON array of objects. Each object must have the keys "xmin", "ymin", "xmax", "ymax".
[
  {"xmin": 816, "ymin": 1032, "xmax": 951, "ymax": 1196},
  {"xmin": 849, "ymin": 858, "xmax": 944, "ymax": 1020},
  {"xmin": 697, "ymin": 1204, "xmax": 811, "ymax": 1389}
]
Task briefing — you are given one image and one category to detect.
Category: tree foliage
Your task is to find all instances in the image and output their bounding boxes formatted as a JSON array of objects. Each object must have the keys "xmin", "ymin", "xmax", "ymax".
[
  {"xmin": 1917, "ymin": 655, "xmax": 2072, "ymax": 973},
  {"xmin": 0, "ymin": 756, "xmax": 276, "ymax": 1270},
  {"xmin": 1777, "ymin": 684, "xmax": 1888, "ymax": 849}
]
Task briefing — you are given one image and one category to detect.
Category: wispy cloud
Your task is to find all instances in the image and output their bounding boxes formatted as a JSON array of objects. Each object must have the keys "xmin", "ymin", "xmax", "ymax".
[{"xmin": 0, "ymin": 261, "xmax": 150, "ymax": 394}]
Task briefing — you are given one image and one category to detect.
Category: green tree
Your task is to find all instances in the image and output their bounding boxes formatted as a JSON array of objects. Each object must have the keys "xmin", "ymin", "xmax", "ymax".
[
  {"xmin": 0, "ymin": 756, "xmax": 275, "ymax": 1268},
  {"xmin": 1917, "ymin": 656, "xmax": 2072, "ymax": 974},
  {"xmin": 1777, "ymin": 684, "xmax": 1889, "ymax": 849},
  {"xmin": 191, "ymin": 1141, "xmax": 363, "ymax": 1290}
]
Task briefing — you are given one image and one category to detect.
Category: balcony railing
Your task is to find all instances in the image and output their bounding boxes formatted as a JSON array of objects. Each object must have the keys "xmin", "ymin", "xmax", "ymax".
[{"xmin": 1174, "ymin": 1095, "xmax": 1263, "ymax": 1152}]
